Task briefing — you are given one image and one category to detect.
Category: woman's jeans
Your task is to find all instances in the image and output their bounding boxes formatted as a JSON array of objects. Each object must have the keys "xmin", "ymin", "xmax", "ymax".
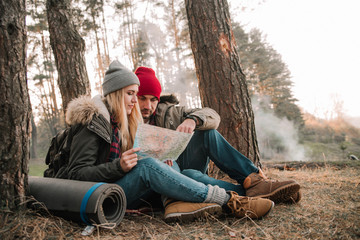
[
  {"xmin": 115, "ymin": 158, "xmax": 209, "ymax": 208},
  {"xmin": 115, "ymin": 158, "xmax": 243, "ymax": 209},
  {"xmin": 177, "ymin": 129, "xmax": 259, "ymax": 184}
]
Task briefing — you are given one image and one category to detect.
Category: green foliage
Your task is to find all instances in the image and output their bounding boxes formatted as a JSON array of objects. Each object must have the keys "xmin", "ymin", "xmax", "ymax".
[
  {"xmin": 303, "ymin": 140, "xmax": 360, "ymax": 161},
  {"xmin": 340, "ymin": 141, "xmax": 349, "ymax": 152},
  {"xmin": 300, "ymin": 113, "xmax": 360, "ymax": 161},
  {"xmin": 232, "ymin": 23, "xmax": 304, "ymax": 127}
]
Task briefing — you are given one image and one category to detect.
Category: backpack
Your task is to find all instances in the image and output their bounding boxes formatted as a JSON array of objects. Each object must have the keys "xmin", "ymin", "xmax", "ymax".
[{"xmin": 44, "ymin": 125, "xmax": 79, "ymax": 178}]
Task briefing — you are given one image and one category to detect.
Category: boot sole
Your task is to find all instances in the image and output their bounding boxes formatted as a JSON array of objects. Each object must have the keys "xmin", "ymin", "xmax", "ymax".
[
  {"xmin": 284, "ymin": 190, "xmax": 302, "ymax": 204},
  {"xmin": 255, "ymin": 183, "xmax": 300, "ymax": 203},
  {"xmin": 164, "ymin": 204, "xmax": 222, "ymax": 222}
]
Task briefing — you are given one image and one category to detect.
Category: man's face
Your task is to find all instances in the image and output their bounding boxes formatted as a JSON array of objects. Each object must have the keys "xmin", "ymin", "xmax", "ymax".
[{"xmin": 137, "ymin": 95, "xmax": 159, "ymax": 122}]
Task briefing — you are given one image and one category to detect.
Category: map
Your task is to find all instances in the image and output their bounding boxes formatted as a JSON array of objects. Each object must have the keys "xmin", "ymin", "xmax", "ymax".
[{"xmin": 133, "ymin": 123, "xmax": 193, "ymax": 161}]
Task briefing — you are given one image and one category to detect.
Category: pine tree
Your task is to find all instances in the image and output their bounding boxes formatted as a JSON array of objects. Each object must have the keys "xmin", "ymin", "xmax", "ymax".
[
  {"xmin": 185, "ymin": 0, "xmax": 261, "ymax": 165},
  {"xmin": 233, "ymin": 24, "xmax": 304, "ymax": 127},
  {"xmin": 46, "ymin": 0, "xmax": 91, "ymax": 112}
]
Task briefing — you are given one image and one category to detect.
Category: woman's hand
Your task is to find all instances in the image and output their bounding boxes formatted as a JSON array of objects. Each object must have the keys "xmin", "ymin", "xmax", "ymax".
[
  {"xmin": 120, "ymin": 147, "xmax": 140, "ymax": 172},
  {"xmin": 163, "ymin": 160, "xmax": 173, "ymax": 167}
]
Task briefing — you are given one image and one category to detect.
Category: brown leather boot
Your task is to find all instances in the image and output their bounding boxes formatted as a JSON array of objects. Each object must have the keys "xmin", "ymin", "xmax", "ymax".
[
  {"xmin": 243, "ymin": 172, "xmax": 300, "ymax": 203},
  {"xmin": 164, "ymin": 199, "xmax": 222, "ymax": 222},
  {"xmin": 226, "ymin": 191, "xmax": 274, "ymax": 219}
]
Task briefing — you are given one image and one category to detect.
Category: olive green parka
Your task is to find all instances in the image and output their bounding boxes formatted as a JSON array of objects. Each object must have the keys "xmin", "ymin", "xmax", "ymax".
[{"xmin": 64, "ymin": 95, "xmax": 126, "ymax": 182}]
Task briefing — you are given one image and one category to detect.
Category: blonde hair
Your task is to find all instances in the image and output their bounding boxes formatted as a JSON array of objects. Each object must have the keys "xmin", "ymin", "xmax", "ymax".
[{"xmin": 105, "ymin": 88, "xmax": 143, "ymax": 151}]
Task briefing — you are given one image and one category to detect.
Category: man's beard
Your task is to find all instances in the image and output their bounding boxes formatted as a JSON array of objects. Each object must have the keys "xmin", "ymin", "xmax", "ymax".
[{"xmin": 141, "ymin": 110, "xmax": 152, "ymax": 120}]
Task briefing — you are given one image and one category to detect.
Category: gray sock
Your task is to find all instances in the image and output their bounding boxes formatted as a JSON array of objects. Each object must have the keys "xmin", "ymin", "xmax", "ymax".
[{"xmin": 204, "ymin": 185, "xmax": 230, "ymax": 206}]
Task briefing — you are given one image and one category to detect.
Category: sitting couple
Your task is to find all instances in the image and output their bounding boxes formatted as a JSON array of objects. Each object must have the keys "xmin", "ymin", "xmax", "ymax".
[{"xmin": 63, "ymin": 60, "xmax": 301, "ymax": 222}]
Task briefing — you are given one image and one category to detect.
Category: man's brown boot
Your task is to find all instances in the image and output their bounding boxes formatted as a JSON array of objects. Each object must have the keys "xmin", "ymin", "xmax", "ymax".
[
  {"xmin": 243, "ymin": 172, "xmax": 300, "ymax": 203},
  {"xmin": 226, "ymin": 191, "xmax": 274, "ymax": 219},
  {"xmin": 164, "ymin": 199, "xmax": 222, "ymax": 222}
]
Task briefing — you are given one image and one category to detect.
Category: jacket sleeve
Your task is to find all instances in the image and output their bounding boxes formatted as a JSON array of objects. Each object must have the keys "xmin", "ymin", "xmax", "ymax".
[
  {"xmin": 67, "ymin": 126, "xmax": 126, "ymax": 182},
  {"xmin": 156, "ymin": 103, "xmax": 221, "ymax": 130},
  {"xmin": 185, "ymin": 107, "xmax": 220, "ymax": 130}
]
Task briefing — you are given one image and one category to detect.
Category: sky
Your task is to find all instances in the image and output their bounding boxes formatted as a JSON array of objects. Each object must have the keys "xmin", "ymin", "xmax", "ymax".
[{"xmin": 230, "ymin": 0, "xmax": 360, "ymax": 118}]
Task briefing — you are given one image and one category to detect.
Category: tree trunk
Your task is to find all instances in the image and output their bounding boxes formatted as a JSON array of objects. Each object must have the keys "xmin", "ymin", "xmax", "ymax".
[
  {"xmin": 185, "ymin": 0, "xmax": 261, "ymax": 166},
  {"xmin": 91, "ymin": 11, "xmax": 105, "ymax": 80},
  {"xmin": 0, "ymin": 0, "xmax": 31, "ymax": 210},
  {"xmin": 101, "ymin": 5, "xmax": 110, "ymax": 67},
  {"xmin": 46, "ymin": 0, "xmax": 90, "ymax": 113}
]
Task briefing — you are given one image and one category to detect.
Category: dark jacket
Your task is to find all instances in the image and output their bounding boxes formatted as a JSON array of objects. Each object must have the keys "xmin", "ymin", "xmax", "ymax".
[
  {"xmin": 64, "ymin": 95, "xmax": 126, "ymax": 182},
  {"xmin": 154, "ymin": 95, "xmax": 221, "ymax": 130}
]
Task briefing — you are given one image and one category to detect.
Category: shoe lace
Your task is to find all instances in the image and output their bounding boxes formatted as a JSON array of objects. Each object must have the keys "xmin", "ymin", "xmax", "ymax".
[{"xmin": 228, "ymin": 195, "xmax": 256, "ymax": 217}]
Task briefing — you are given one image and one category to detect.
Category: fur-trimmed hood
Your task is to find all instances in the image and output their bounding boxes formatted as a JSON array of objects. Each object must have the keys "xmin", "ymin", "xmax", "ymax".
[
  {"xmin": 159, "ymin": 94, "xmax": 179, "ymax": 105},
  {"xmin": 65, "ymin": 95, "xmax": 110, "ymax": 126}
]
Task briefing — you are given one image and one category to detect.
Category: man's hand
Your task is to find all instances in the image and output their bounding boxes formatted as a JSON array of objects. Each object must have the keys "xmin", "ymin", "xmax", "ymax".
[
  {"xmin": 120, "ymin": 147, "xmax": 140, "ymax": 172},
  {"xmin": 176, "ymin": 118, "xmax": 196, "ymax": 133}
]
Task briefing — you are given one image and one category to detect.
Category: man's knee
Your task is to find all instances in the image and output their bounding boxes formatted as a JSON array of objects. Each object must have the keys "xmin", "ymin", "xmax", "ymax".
[
  {"xmin": 194, "ymin": 129, "xmax": 217, "ymax": 136},
  {"xmin": 181, "ymin": 169, "xmax": 204, "ymax": 179}
]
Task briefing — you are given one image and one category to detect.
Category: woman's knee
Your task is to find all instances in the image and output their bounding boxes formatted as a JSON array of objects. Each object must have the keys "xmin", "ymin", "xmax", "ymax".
[{"xmin": 135, "ymin": 158, "xmax": 166, "ymax": 173}]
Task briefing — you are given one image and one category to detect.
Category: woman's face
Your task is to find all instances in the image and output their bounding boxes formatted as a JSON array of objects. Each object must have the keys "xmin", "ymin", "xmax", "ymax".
[{"xmin": 123, "ymin": 84, "xmax": 139, "ymax": 115}]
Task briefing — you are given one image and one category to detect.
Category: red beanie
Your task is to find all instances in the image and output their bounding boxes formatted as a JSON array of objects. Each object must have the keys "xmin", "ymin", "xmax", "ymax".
[{"xmin": 135, "ymin": 67, "xmax": 162, "ymax": 100}]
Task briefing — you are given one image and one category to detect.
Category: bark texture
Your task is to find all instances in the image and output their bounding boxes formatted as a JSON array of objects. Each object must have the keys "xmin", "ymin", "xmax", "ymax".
[
  {"xmin": 46, "ymin": 0, "xmax": 90, "ymax": 112},
  {"xmin": 0, "ymin": 0, "xmax": 31, "ymax": 209},
  {"xmin": 185, "ymin": 0, "xmax": 261, "ymax": 166}
]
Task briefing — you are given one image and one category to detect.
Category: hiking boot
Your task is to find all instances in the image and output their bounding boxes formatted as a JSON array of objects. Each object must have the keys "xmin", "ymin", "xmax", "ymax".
[
  {"xmin": 284, "ymin": 190, "xmax": 302, "ymax": 204},
  {"xmin": 226, "ymin": 191, "xmax": 274, "ymax": 219},
  {"xmin": 243, "ymin": 172, "xmax": 300, "ymax": 203},
  {"xmin": 164, "ymin": 199, "xmax": 222, "ymax": 222}
]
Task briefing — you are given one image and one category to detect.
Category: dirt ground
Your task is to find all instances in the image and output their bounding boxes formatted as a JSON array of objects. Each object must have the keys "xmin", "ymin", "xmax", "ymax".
[{"xmin": 1, "ymin": 162, "xmax": 360, "ymax": 240}]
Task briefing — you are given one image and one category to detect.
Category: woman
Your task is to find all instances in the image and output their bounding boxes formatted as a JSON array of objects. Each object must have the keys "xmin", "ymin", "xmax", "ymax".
[{"xmin": 64, "ymin": 60, "xmax": 274, "ymax": 222}]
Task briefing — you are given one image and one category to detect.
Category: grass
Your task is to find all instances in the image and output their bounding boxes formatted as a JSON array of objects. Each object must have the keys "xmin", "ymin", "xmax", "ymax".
[
  {"xmin": 2, "ymin": 161, "xmax": 360, "ymax": 239},
  {"xmin": 302, "ymin": 140, "xmax": 360, "ymax": 162},
  {"xmin": 28, "ymin": 158, "xmax": 47, "ymax": 177},
  {"xmin": 28, "ymin": 164, "xmax": 47, "ymax": 177}
]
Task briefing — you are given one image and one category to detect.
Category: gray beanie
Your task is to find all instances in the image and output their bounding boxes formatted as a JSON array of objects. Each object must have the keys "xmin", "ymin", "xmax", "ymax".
[{"xmin": 102, "ymin": 60, "xmax": 140, "ymax": 96}]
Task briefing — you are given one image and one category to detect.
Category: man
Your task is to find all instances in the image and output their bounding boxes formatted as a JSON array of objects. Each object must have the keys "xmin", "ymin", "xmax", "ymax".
[{"xmin": 135, "ymin": 66, "xmax": 301, "ymax": 216}]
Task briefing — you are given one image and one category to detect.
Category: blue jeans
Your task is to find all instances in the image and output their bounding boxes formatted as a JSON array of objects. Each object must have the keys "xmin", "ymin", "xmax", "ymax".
[
  {"xmin": 181, "ymin": 169, "xmax": 245, "ymax": 195},
  {"xmin": 177, "ymin": 130, "xmax": 258, "ymax": 185},
  {"xmin": 115, "ymin": 158, "xmax": 210, "ymax": 209},
  {"xmin": 172, "ymin": 162, "xmax": 245, "ymax": 195}
]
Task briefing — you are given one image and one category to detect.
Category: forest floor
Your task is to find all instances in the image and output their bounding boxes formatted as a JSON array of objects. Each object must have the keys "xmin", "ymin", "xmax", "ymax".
[{"xmin": 1, "ymin": 160, "xmax": 360, "ymax": 240}]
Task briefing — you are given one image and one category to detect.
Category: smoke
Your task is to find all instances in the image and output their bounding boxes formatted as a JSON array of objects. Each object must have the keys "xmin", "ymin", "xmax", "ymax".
[
  {"xmin": 344, "ymin": 115, "xmax": 360, "ymax": 129},
  {"xmin": 252, "ymin": 97, "xmax": 307, "ymax": 161}
]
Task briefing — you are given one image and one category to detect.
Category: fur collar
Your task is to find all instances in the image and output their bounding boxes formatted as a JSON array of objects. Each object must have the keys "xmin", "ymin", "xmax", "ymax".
[
  {"xmin": 65, "ymin": 95, "xmax": 110, "ymax": 126},
  {"xmin": 159, "ymin": 94, "xmax": 179, "ymax": 104}
]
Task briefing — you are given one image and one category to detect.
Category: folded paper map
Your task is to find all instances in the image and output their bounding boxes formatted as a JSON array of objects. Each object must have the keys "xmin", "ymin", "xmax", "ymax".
[{"xmin": 133, "ymin": 123, "xmax": 193, "ymax": 161}]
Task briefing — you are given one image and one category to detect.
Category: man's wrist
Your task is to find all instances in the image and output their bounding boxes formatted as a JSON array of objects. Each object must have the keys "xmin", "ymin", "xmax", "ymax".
[{"xmin": 186, "ymin": 115, "xmax": 198, "ymax": 126}]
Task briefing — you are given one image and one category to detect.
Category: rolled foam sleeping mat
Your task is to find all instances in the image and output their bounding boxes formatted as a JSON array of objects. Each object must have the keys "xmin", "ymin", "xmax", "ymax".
[{"xmin": 28, "ymin": 176, "xmax": 126, "ymax": 226}]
